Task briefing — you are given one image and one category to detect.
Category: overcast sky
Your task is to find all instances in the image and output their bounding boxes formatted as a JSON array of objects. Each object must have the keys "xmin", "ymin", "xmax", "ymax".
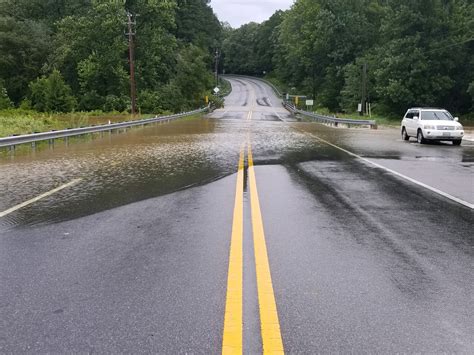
[{"xmin": 210, "ymin": 0, "xmax": 294, "ymax": 28}]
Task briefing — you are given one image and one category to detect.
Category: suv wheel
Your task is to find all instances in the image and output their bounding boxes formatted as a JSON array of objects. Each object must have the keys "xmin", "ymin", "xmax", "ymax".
[
  {"xmin": 453, "ymin": 139, "xmax": 462, "ymax": 146},
  {"xmin": 417, "ymin": 130, "xmax": 426, "ymax": 144},
  {"xmin": 402, "ymin": 128, "xmax": 409, "ymax": 141}
]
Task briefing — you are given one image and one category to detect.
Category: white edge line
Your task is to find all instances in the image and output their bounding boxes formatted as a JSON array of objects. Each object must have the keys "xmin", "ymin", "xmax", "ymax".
[
  {"xmin": 312, "ymin": 136, "xmax": 474, "ymax": 210},
  {"xmin": 0, "ymin": 178, "xmax": 83, "ymax": 218}
]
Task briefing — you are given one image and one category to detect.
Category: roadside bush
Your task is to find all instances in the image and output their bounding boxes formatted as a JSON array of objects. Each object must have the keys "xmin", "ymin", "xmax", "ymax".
[
  {"xmin": 138, "ymin": 90, "xmax": 161, "ymax": 114},
  {"xmin": 156, "ymin": 83, "xmax": 187, "ymax": 113},
  {"xmin": 79, "ymin": 90, "xmax": 104, "ymax": 111},
  {"xmin": 29, "ymin": 70, "xmax": 77, "ymax": 112},
  {"xmin": 0, "ymin": 84, "xmax": 12, "ymax": 109},
  {"xmin": 103, "ymin": 94, "xmax": 129, "ymax": 112}
]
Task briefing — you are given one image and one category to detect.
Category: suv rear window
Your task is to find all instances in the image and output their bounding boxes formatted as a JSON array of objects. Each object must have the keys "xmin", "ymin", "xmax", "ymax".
[{"xmin": 421, "ymin": 111, "xmax": 453, "ymax": 120}]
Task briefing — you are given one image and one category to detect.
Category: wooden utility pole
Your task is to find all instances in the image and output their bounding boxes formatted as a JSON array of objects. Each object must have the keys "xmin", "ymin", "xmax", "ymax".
[
  {"xmin": 214, "ymin": 48, "xmax": 220, "ymax": 88},
  {"xmin": 126, "ymin": 11, "xmax": 137, "ymax": 116},
  {"xmin": 360, "ymin": 62, "xmax": 368, "ymax": 115}
]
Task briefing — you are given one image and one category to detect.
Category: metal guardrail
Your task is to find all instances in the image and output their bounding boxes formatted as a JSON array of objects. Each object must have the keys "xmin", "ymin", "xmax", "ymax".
[
  {"xmin": 284, "ymin": 102, "xmax": 377, "ymax": 128},
  {"xmin": 0, "ymin": 107, "xmax": 209, "ymax": 148}
]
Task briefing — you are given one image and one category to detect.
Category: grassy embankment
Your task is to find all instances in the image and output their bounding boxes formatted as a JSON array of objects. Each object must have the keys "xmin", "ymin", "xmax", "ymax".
[
  {"xmin": 0, "ymin": 109, "xmax": 160, "ymax": 138},
  {"xmin": 218, "ymin": 77, "xmax": 232, "ymax": 97}
]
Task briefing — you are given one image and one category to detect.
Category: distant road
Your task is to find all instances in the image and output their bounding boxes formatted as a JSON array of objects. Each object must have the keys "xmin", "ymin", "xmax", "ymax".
[{"xmin": 0, "ymin": 77, "xmax": 473, "ymax": 353}]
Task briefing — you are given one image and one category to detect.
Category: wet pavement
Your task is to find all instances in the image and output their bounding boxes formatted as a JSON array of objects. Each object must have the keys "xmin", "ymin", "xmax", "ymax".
[{"xmin": 0, "ymin": 77, "xmax": 473, "ymax": 353}]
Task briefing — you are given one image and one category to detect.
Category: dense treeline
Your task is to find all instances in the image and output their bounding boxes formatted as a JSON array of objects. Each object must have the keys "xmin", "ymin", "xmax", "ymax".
[
  {"xmin": 0, "ymin": 0, "xmax": 221, "ymax": 113},
  {"xmin": 222, "ymin": 0, "xmax": 474, "ymax": 116}
]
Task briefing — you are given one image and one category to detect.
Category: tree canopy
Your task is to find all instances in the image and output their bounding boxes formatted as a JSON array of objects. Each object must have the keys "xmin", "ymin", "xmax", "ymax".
[
  {"xmin": 0, "ymin": 0, "xmax": 222, "ymax": 113},
  {"xmin": 222, "ymin": 0, "xmax": 474, "ymax": 115}
]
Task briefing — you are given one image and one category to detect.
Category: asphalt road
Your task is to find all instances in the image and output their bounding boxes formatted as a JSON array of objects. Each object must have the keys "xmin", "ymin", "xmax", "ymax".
[{"xmin": 0, "ymin": 77, "xmax": 473, "ymax": 353}]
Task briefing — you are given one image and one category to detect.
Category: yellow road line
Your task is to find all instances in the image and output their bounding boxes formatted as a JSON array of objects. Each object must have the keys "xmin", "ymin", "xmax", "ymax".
[
  {"xmin": 0, "ymin": 178, "xmax": 82, "ymax": 218},
  {"xmin": 222, "ymin": 147, "xmax": 245, "ymax": 354},
  {"xmin": 247, "ymin": 144, "xmax": 284, "ymax": 354}
]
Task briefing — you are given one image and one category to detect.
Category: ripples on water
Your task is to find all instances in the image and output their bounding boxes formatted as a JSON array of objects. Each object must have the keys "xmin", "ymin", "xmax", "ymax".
[{"xmin": 0, "ymin": 118, "xmax": 320, "ymax": 227}]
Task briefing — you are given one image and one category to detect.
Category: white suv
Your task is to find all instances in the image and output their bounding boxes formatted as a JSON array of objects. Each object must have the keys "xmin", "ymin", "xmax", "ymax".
[{"xmin": 401, "ymin": 108, "xmax": 464, "ymax": 146}]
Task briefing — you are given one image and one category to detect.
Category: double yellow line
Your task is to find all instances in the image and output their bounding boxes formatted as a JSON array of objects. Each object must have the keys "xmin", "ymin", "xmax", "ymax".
[{"xmin": 222, "ymin": 141, "xmax": 284, "ymax": 354}]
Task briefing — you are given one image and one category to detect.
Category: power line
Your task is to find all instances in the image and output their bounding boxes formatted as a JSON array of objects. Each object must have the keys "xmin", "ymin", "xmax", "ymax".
[{"xmin": 423, "ymin": 37, "xmax": 474, "ymax": 54}]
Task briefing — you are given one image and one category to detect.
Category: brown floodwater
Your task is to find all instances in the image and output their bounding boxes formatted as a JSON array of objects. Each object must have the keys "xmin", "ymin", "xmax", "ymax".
[{"xmin": 0, "ymin": 116, "xmax": 321, "ymax": 228}]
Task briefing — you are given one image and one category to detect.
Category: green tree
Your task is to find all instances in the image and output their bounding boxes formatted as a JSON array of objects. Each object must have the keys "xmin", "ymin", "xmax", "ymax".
[
  {"xmin": 172, "ymin": 44, "xmax": 213, "ymax": 108},
  {"xmin": 254, "ymin": 11, "xmax": 284, "ymax": 75},
  {"xmin": 275, "ymin": 0, "xmax": 380, "ymax": 110},
  {"xmin": 369, "ymin": 0, "xmax": 474, "ymax": 114},
  {"xmin": 1, "ymin": 0, "xmax": 222, "ymax": 113},
  {"xmin": 222, "ymin": 23, "xmax": 260, "ymax": 75},
  {"xmin": 0, "ymin": 16, "xmax": 52, "ymax": 103},
  {"xmin": 29, "ymin": 70, "xmax": 76, "ymax": 112},
  {"xmin": 221, "ymin": 0, "xmax": 473, "ymax": 116},
  {"xmin": 0, "ymin": 82, "xmax": 12, "ymax": 109},
  {"xmin": 175, "ymin": 0, "xmax": 222, "ymax": 50}
]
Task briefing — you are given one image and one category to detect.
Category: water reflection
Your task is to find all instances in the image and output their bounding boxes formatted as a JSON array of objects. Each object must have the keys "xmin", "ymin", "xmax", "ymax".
[
  {"xmin": 1, "ymin": 114, "xmax": 472, "ymax": 228},
  {"xmin": 0, "ymin": 117, "xmax": 318, "ymax": 227}
]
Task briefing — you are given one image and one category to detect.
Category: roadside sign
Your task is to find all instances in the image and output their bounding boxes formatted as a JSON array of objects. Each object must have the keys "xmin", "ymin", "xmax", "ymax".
[
  {"xmin": 205, "ymin": 96, "xmax": 209, "ymax": 104},
  {"xmin": 295, "ymin": 96, "xmax": 299, "ymax": 105},
  {"xmin": 213, "ymin": 87, "xmax": 220, "ymax": 94},
  {"xmin": 306, "ymin": 100, "xmax": 314, "ymax": 106}
]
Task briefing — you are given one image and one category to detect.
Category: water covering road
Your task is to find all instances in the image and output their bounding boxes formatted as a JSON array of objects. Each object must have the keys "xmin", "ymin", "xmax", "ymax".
[{"xmin": 0, "ymin": 77, "xmax": 473, "ymax": 353}]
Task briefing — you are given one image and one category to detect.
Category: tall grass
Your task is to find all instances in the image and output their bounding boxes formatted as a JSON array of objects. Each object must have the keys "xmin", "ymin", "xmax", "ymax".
[{"xmin": 0, "ymin": 109, "xmax": 136, "ymax": 137}]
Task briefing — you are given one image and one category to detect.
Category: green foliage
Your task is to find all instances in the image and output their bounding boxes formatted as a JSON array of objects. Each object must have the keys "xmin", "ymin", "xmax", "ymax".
[
  {"xmin": 28, "ymin": 70, "xmax": 77, "ymax": 112},
  {"xmin": 222, "ymin": 11, "xmax": 284, "ymax": 76},
  {"xmin": 103, "ymin": 95, "xmax": 129, "ymax": 113},
  {"xmin": 222, "ymin": 23, "xmax": 261, "ymax": 75},
  {"xmin": 0, "ymin": 0, "xmax": 221, "ymax": 114},
  {"xmin": 209, "ymin": 94, "xmax": 224, "ymax": 109},
  {"xmin": 175, "ymin": 0, "xmax": 222, "ymax": 49},
  {"xmin": 0, "ymin": 109, "xmax": 58, "ymax": 136},
  {"xmin": 155, "ymin": 82, "xmax": 187, "ymax": 112},
  {"xmin": 468, "ymin": 81, "xmax": 474, "ymax": 104},
  {"xmin": 0, "ymin": 83, "xmax": 12, "ymax": 109},
  {"xmin": 172, "ymin": 45, "xmax": 213, "ymax": 107},
  {"xmin": 218, "ymin": 78, "xmax": 232, "ymax": 97},
  {"xmin": 0, "ymin": 109, "xmax": 136, "ymax": 137},
  {"xmin": 138, "ymin": 90, "xmax": 163, "ymax": 114},
  {"xmin": 0, "ymin": 16, "xmax": 52, "ymax": 103},
  {"xmin": 223, "ymin": 0, "xmax": 474, "ymax": 116}
]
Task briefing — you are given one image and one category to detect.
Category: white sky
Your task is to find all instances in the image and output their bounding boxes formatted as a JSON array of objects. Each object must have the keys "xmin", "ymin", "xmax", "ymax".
[{"xmin": 210, "ymin": 0, "xmax": 294, "ymax": 28}]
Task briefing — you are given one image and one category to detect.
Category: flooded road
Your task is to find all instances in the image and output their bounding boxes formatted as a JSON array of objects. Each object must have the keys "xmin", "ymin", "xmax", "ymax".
[{"xmin": 0, "ymin": 77, "xmax": 473, "ymax": 353}]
